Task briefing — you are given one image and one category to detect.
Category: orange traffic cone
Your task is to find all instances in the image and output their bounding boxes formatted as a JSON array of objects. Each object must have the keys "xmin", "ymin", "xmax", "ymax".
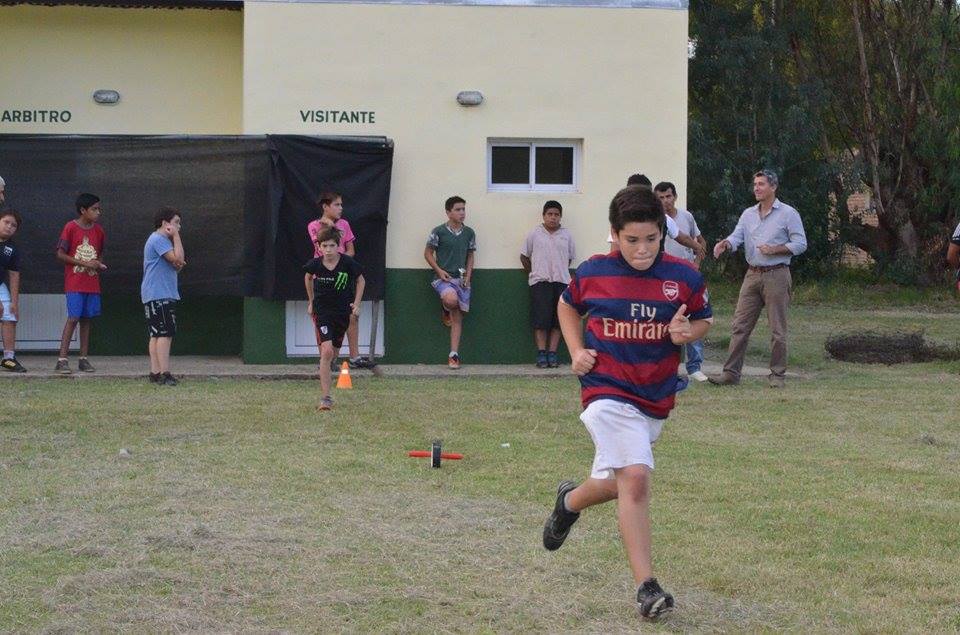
[{"xmin": 336, "ymin": 361, "xmax": 353, "ymax": 389}]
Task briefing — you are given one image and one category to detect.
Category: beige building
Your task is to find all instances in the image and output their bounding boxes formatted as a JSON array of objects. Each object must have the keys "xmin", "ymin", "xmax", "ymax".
[{"xmin": 1, "ymin": 0, "xmax": 689, "ymax": 363}]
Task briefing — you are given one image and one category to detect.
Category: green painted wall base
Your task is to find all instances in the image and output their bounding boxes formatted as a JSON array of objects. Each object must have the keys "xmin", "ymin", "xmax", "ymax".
[
  {"xmin": 89, "ymin": 295, "xmax": 242, "ymax": 355},
  {"xmin": 239, "ymin": 269, "xmax": 570, "ymax": 364}
]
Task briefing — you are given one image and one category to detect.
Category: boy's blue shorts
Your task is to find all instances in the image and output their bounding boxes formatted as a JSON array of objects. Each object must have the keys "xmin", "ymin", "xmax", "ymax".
[{"xmin": 66, "ymin": 292, "xmax": 101, "ymax": 319}]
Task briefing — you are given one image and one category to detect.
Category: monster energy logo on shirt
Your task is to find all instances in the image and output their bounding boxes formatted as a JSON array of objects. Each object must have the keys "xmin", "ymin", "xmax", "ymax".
[{"xmin": 334, "ymin": 272, "xmax": 349, "ymax": 290}]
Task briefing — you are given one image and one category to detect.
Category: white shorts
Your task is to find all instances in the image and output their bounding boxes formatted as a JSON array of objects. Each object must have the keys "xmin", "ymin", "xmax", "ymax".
[
  {"xmin": 0, "ymin": 283, "xmax": 15, "ymax": 322},
  {"xmin": 580, "ymin": 398, "xmax": 664, "ymax": 479}
]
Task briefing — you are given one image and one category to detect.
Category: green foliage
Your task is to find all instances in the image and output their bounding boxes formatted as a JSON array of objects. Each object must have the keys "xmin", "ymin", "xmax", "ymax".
[{"xmin": 690, "ymin": 0, "xmax": 960, "ymax": 282}]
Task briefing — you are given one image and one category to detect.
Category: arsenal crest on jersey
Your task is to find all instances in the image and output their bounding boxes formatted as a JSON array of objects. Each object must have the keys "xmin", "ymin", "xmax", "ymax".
[{"xmin": 662, "ymin": 280, "xmax": 679, "ymax": 301}]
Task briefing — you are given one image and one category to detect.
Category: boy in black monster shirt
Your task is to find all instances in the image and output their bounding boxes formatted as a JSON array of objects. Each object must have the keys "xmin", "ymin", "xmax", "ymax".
[{"xmin": 304, "ymin": 226, "xmax": 366, "ymax": 411}]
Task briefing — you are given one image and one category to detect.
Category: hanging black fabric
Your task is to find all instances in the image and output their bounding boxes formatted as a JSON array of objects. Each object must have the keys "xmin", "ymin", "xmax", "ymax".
[{"xmin": 0, "ymin": 134, "xmax": 392, "ymax": 300}]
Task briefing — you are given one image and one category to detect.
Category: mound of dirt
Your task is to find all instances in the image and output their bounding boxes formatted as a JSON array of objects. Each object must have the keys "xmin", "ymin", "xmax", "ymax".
[{"xmin": 825, "ymin": 331, "xmax": 960, "ymax": 364}]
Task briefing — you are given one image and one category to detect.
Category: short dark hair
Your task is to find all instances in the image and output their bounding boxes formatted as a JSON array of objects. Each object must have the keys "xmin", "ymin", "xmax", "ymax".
[
  {"xmin": 609, "ymin": 185, "xmax": 665, "ymax": 233},
  {"xmin": 445, "ymin": 196, "xmax": 465, "ymax": 211},
  {"xmin": 653, "ymin": 181, "xmax": 677, "ymax": 196},
  {"xmin": 316, "ymin": 191, "xmax": 342, "ymax": 212},
  {"xmin": 626, "ymin": 174, "xmax": 652, "ymax": 188},
  {"xmin": 315, "ymin": 225, "xmax": 342, "ymax": 245},
  {"xmin": 75, "ymin": 193, "xmax": 100, "ymax": 215},
  {"xmin": 0, "ymin": 209, "xmax": 22, "ymax": 229},
  {"xmin": 543, "ymin": 200, "xmax": 562, "ymax": 214},
  {"xmin": 153, "ymin": 206, "xmax": 181, "ymax": 229}
]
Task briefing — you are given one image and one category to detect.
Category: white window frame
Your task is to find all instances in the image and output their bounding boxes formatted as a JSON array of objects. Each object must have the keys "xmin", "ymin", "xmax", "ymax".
[{"xmin": 487, "ymin": 138, "xmax": 581, "ymax": 193}]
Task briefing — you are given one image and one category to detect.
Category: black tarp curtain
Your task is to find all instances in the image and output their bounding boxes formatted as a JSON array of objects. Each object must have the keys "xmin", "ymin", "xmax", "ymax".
[{"xmin": 0, "ymin": 134, "xmax": 393, "ymax": 301}]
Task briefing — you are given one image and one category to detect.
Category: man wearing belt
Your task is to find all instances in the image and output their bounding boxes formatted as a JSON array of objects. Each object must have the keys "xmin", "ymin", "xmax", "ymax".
[{"xmin": 709, "ymin": 169, "xmax": 807, "ymax": 388}]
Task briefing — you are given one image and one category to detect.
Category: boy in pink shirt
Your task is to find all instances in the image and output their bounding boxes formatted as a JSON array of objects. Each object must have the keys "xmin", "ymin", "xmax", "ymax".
[{"xmin": 306, "ymin": 192, "xmax": 372, "ymax": 368}]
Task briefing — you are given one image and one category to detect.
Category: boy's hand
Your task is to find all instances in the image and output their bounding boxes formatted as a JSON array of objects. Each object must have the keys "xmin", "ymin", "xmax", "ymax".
[
  {"xmin": 437, "ymin": 270, "xmax": 452, "ymax": 282},
  {"xmin": 570, "ymin": 348, "xmax": 597, "ymax": 376},
  {"xmin": 86, "ymin": 259, "xmax": 107, "ymax": 271},
  {"xmin": 319, "ymin": 217, "xmax": 334, "ymax": 228},
  {"xmin": 462, "ymin": 276, "xmax": 470, "ymax": 289},
  {"xmin": 306, "ymin": 303, "xmax": 314, "ymax": 316},
  {"xmin": 350, "ymin": 303, "xmax": 360, "ymax": 317},
  {"xmin": 8, "ymin": 302, "xmax": 16, "ymax": 319},
  {"xmin": 668, "ymin": 303, "xmax": 691, "ymax": 344}
]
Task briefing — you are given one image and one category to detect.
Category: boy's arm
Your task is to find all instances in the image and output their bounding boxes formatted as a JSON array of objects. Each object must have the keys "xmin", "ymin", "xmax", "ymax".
[
  {"xmin": 424, "ymin": 247, "xmax": 451, "ymax": 281},
  {"xmin": 162, "ymin": 232, "xmax": 186, "ymax": 269},
  {"xmin": 947, "ymin": 243, "xmax": 960, "ymax": 269},
  {"xmin": 520, "ymin": 254, "xmax": 531, "ymax": 274},
  {"xmin": 304, "ymin": 273, "xmax": 314, "ymax": 314},
  {"xmin": 676, "ymin": 232, "xmax": 706, "ymax": 259},
  {"xmin": 344, "ymin": 241, "xmax": 356, "ymax": 257},
  {"xmin": 558, "ymin": 298, "xmax": 596, "ymax": 376},
  {"xmin": 463, "ymin": 250, "xmax": 475, "ymax": 288},
  {"xmin": 352, "ymin": 275, "xmax": 365, "ymax": 316},
  {"xmin": 56, "ymin": 248, "xmax": 103, "ymax": 270}
]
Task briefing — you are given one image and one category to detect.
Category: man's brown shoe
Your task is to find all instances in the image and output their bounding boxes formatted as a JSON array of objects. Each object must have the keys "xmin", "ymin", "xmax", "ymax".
[{"xmin": 707, "ymin": 373, "xmax": 739, "ymax": 386}]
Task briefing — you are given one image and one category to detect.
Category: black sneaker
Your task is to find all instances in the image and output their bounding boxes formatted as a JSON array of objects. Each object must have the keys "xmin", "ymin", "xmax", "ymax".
[
  {"xmin": 636, "ymin": 577, "xmax": 675, "ymax": 619},
  {"xmin": 349, "ymin": 357, "xmax": 375, "ymax": 369},
  {"xmin": 55, "ymin": 359, "xmax": 71, "ymax": 374},
  {"xmin": 149, "ymin": 372, "xmax": 161, "ymax": 383},
  {"xmin": 160, "ymin": 372, "xmax": 178, "ymax": 386},
  {"xmin": 78, "ymin": 357, "xmax": 95, "ymax": 373},
  {"xmin": 547, "ymin": 351, "xmax": 559, "ymax": 368},
  {"xmin": 536, "ymin": 350, "xmax": 548, "ymax": 368},
  {"xmin": 542, "ymin": 480, "xmax": 579, "ymax": 551},
  {"xmin": 0, "ymin": 357, "xmax": 27, "ymax": 373}
]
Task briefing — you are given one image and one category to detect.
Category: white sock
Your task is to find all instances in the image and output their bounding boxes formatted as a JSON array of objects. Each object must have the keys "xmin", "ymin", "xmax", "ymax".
[
  {"xmin": 563, "ymin": 492, "xmax": 578, "ymax": 514},
  {"xmin": 3, "ymin": 350, "xmax": 13, "ymax": 360},
  {"xmin": 449, "ymin": 351, "xmax": 458, "ymax": 357}
]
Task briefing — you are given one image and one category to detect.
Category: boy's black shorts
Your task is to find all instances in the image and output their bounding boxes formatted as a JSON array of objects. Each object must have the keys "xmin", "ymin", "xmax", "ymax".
[
  {"xmin": 313, "ymin": 311, "xmax": 350, "ymax": 349},
  {"xmin": 144, "ymin": 299, "xmax": 177, "ymax": 338},
  {"xmin": 529, "ymin": 281, "xmax": 567, "ymax": 329}
]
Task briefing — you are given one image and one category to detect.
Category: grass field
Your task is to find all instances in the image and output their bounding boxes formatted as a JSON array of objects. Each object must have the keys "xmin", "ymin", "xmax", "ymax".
[{"xmin": 3, "ymin": 288, "xmax": 960, "ymax": 632}]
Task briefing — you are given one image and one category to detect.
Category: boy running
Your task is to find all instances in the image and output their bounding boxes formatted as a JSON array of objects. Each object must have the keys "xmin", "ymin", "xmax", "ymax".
[
  {"xmin": 424, "ymin": 195, "xmax": 476, "ymax": 369},
  {"xmin": 304, "ymin": 226, "xmax": 365, "ymax": 411},
  {"xmin": 307, "ymin": 192, "xmax": 373, "ymax": 369},
  {"xmin": 55, "ymin": 193, "xmax": 106, "ymax": 374},
  {"xmin": 543, "ymin": 185, "xmax": 713, "ymax": 619},
  {"xmin": 0, "ymin": 210, "xmax": 26, "ymax": 372}
]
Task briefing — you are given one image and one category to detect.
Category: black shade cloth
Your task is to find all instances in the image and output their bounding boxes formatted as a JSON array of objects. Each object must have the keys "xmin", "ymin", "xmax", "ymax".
[
  {"xmin": 0, "ymin": 134, "xmax": 392, "ymax": 301},
  {"xmin": 264, "ymin": 135, "xmax": 393, "ymax": 301}
]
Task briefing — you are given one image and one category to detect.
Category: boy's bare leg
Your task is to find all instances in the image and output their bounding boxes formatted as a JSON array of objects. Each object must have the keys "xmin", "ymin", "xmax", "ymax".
[
  {"xmin": 58, "ymin": 318, "xmax": 78, "ymax": 358},
  {"xmin": 615, "ymin": 464, "xmax": 654, "ymax": 584},
  {"xmin": 534, "ymin": 329, "xmax": 548, "ymax": 350},
  {"xmin": 441, "ymin": 290, "xmax": 462, "ymax": 353},
  {"xmin": 1, "ymin": 322, "xmax": 16, "ymax": 352},
  {"xmin": 449, "ymin": 308, "xmax": 463, "ymax": 353},
  {"xmin": 155, "ymin": 337, "xmax": 172, "ymax": 373},
  {"xmin": 148, "ymin": 338, "xmax": 160, "ymax": 373},
  {"xmin": 566, "ymin": 477, "xmax": 618, "ymax": 512},
  {"xmin": 548, "ymin": 328, "xmax": 562, "ymax": 352},
  {"xmin": 347, "ymin": 315, "xmax": 360, "ymax": 359},
  {"xmin": 319, "ymin": 340, "xmax": 336, "ymax": 397},
  {"xmin": 78, "ymin": 319, "xmax": 91, "ymax": 357}
]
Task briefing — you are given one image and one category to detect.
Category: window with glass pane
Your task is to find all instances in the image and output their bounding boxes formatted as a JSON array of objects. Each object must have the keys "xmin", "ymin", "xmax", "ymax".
[
  {"xmin": 491, "ymin": 146, "xmax": 530, "ymax": 184},
  {"xmin": 534, "ymin": 146, "xmax": 574, "ymax": 185}
]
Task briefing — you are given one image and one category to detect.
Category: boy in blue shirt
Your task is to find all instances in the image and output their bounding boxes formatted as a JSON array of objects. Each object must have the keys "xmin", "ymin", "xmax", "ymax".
[{"xmin": 141, "ymin": 207, "xmax": 185, "ymax": 386}]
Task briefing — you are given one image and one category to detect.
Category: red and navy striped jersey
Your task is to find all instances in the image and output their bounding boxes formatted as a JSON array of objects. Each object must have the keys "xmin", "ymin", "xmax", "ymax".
[{"xmin": 561, "ymin": 251, "xmax": 712, "ymax": 419}]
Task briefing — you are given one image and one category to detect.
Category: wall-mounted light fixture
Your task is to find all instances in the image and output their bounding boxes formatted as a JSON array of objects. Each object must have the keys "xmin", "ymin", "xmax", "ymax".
[
  {"xmin": 456, "ymin": 91, "xmax": 483, "ymax": 107},
  {"xmin": 93, "ymin": 90, "xmax": 121, "ymax": 105}
]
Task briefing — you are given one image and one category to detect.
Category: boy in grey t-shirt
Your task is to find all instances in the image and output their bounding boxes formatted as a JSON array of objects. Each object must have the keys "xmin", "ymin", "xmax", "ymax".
[
  {"xmin": 141, "ymin": 207, "xmax": 185, "ymax": 386},
  {"xmin": 655, "ymin": 182, "xmax": 708, "ymax": 382}
]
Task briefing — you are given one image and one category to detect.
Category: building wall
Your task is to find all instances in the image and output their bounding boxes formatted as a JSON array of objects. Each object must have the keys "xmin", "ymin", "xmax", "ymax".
[
  {"xmin": 242, "ymin": 0, "xmax": 688, "ymax": 363},
  {"xmin": 1, "ymin": 5, "xmax": 244, "ymax": 356},
  {"xmin": 0, "ymin": 5, "xmax": 243, "ymax": 135}
]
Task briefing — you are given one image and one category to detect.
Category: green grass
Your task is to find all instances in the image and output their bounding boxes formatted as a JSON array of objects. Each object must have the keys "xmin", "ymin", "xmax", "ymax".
[{"xmin": 3, "ymin": 294, "xmax": 960, "ymax": 632}]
